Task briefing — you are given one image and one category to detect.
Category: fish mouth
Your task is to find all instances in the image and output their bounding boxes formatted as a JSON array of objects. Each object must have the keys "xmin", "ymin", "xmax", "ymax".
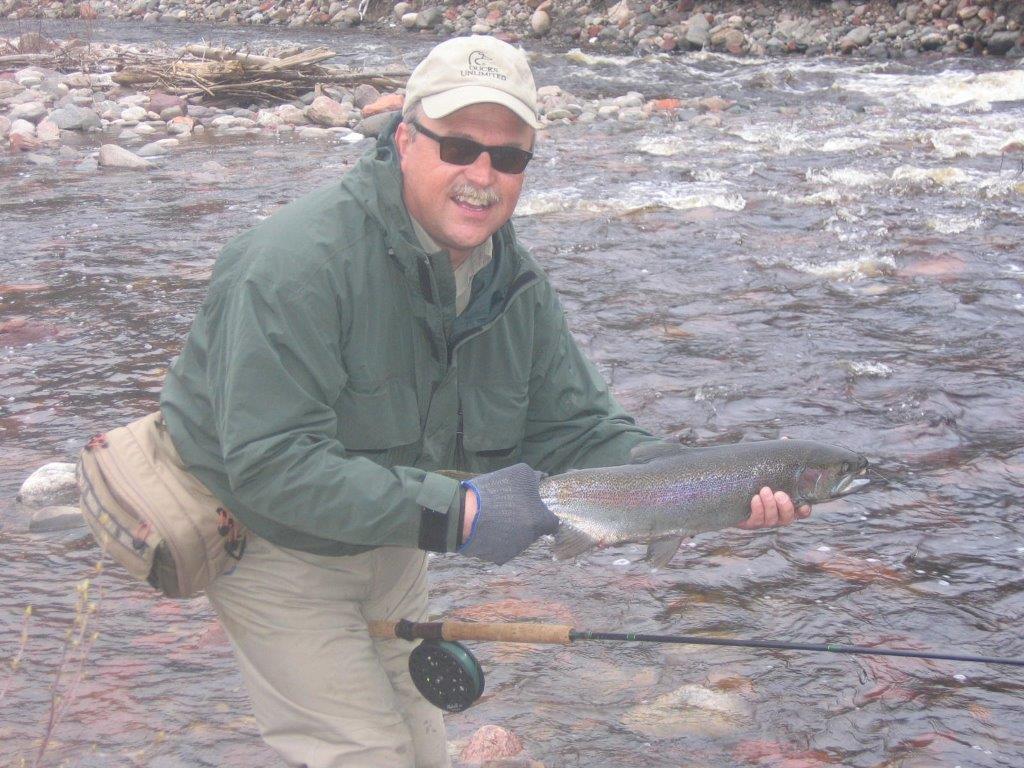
[{"xmin": 832, "ymin": 470, "xmax": 870, "ymax": 496}]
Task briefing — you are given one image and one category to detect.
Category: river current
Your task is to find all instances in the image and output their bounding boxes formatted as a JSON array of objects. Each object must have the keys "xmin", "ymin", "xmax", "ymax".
[{"xmin": 2, "ymin": 20, "xmax": 1023, "ymax": 768}]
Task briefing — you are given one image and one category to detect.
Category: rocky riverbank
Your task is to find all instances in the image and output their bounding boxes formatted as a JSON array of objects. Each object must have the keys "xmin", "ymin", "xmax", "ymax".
[
  {"xmin": 1, "ymin": 30, "xmax": 742, "ymax": 167},
  {"xmin": 2, "ymin": 0, "xmax": 1024, "ymax": 59}
]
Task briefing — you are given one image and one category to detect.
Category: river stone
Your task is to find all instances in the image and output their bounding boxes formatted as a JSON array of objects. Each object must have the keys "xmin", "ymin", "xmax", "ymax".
[
  {"xmin": 401, "ymin": 11, "xmax": 418, "ymax": 28},
  {"xmin": 146, "ymin": 91, "xmax": 184, "ymax": 114},
  {"xmin": 352, "ymin": 111, "xmax": 395, "ymax": 138},
  {"xmin": 352, "ymin": 84, "xmax": 381, "ymax": 110},
  {"xmin": 333, "ymin": 8, "xmax": 361, "ymax": 26},
  {"xmin": 8, "ymin": 101, "xmax": 47, "ymax": 123},
  {"xmin": 25, "ymin": 152, "xmax": 57, "ymax": 167},
  {"xmin": 48, "ymin": 104, "xmax": 101, "ymax": 130},
  {"xmin": 622, "ymin": 684, "xmax": 750, "ymax": 738},
  {"xmin": 35, "ymin": 118, "xmax": 60, "ymax": 142},
  {"xmin": 29, "ymin": 505, "xmax": 85, "ymax": 533},
  {"xmin": 256, "ymin": 109, "xmax": 284, "ymax": 127},
  {"xmin": 17, "ymin": 462, "xmax": 78, "ymax": 507},
  {"xmin": 362, "ymin": 93, "xmax": 404, "ymax": 117},
  {"xmin": 0, "ymin": 80, "xmax": 25, "ymax": 99},
  {"xmin": 9, "ymin": 118, "xmax": 36, "ymax": 137},
  {"xmin": 306, "ymin": 95, "xmax": 351, "ymax": 127},
  {"xmin": 415, "ymin": 7, "xmax": 444, "ymax": 28},
  {"xmin": 684, "ymin": 13, "xmax": 710, "ymax": 49},
  {"xmin": 840, "ymin": 25, "xmax": 873, "ymax": 52},
  {"xmin": 986, "ymin": 31, "xmax": 1021, "ymax": 56},
  {"xmin": 459, "ymin": 725, "xmax": 524, "ymax": 764},
  {"xmin": 137, "ymin": 138, "xmax": 180, "ymax": 157},
  {"xmin": 0, "ymin": 115, "xmax": 11, "ymax": 137},
  {"xmin": 530, "ymin": 9, "xmax": 550, "ymax": 35},
  {"xmin": 167, "ymin": 115, "xmax": 195, "ymax": 135},
  {"xmin": 15, "ymin": 68, "xmax": 45, "ymax": 87},
  {"xmin": 98, "ymin": 144, "xmax": 152, "ymax": 169},
  {"xmin": 277, "ymin": 104, "xmax": 308, "ymax": 125},
  {"xmin": 120, "ymin": 105, "xmax": 148, "ymax": 124}
]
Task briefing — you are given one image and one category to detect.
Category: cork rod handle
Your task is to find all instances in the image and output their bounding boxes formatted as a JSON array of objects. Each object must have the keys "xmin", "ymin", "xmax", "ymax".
[{"xmin": 368, "ymin": 620, "xmax": 573, "ymax": 645}]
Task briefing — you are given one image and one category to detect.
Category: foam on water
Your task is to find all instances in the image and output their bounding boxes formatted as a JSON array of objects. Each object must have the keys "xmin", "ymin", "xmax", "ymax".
[
  {"xmin": 635, "ymin": 135, "xmax": 690, "ymax": 157},
  {"xmin": 891, "ymin": 165, "xmax": 970, "ymax": 186},
  {"xmin": 927, "ymin": 215, "xmax": 983, "ymax": 234},
  {"xmin": 727, "ymin": 124, "xmax": 813, "ymax": 154},
  {"xmin": 806, "ymin": 167, "xmax": 888, "ymax": 188},
  {"xmin": 911, "ymin": 69, "xmax": 1024, "ymax": 108},
  {"xmin": 842, "ymin": 360, "xmax": 895, "ymax": 378},
  {"xmin": 820, "ymin": 137, "xmax": 874, "ymax": 153},
  {"xmin": 831, "ymin": 66, "xmax": 1024, "ymax": 111},
  {"xmin": 787, "ymin": 253, "xmax": 897, "ymax": 279},
  {"xmin": 563, "ymin": 48, "xmax": 640, "ymax": 67},
  {"xmin": 516, "ymin": 185, "xmax": 746, "ymax": 216}
]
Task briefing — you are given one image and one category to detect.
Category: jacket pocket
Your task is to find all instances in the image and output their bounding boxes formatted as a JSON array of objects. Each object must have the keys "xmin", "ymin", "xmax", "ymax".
[
  {"xmin": 334, "ymin": 380, "xmax": 421, "ymax": 465},
  {"xmin": 460, "ymin": 381, "xmax": 528, "ymax": 472}
]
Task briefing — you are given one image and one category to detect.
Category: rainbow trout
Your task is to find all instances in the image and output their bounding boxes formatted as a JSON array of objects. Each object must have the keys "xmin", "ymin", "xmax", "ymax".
[{"xmin": 541, "ymin": 439, "xmax": 869, "ymax": 567}]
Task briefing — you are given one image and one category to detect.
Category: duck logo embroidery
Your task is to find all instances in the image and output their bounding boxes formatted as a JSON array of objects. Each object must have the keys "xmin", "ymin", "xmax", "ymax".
[{"xmin": 463, "ymin": 51, "xmax": 508, "ymax": 81}]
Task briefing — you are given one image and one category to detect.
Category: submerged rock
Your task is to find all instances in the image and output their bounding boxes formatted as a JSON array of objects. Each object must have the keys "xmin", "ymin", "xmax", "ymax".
[
  {"xmin": 17, "ymin": 462, "xmax": 79, "ymax": 507},
  {"xmin": 98, "ymin": 143, "xmax": 152, "ymax": 169},
  {"xmin": 621, "ymin": 683, "xmax": 751, "ymax": 738},
  {"xmin": 29, "ymin": 505, "xmax": 85, "ymax": 532},
  {"xmin": 459, "ymin": 725, "xmax": 524, "ymax": 765}
]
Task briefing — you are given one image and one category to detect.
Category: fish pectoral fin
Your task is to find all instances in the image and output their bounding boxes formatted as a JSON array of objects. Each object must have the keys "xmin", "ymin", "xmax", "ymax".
[
  {"xmin": 644, "ymin": 536, "xmax": 686, "ymax": 569},
  {"xmin": 551, "ymin": 524, "xmax": 600, "ymax": 561},
  {"xmin": 629, "ymin": 440, "xmax": 690, "ymax": 464}
]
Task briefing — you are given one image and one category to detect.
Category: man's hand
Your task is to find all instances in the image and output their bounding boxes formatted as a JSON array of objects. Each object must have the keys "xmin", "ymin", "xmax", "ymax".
[
  {"xmin": 457, "ymin": 463, "xmax": 559, "ymax": 565},
  {"xmin": 736, "ymin": 487, "xmax": 811, "ymax": 530}
]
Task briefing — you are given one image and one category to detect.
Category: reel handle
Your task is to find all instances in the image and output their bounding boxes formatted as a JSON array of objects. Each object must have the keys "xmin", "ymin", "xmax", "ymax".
[{"xmin": 368, "ymin": 620, "xmax": 573, "ymax": 645}]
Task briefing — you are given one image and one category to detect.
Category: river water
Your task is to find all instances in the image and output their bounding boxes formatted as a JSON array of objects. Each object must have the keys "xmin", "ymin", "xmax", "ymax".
[{"xmin": 2, "ymin": 19, "xmax": 1023, "ymax": 768}]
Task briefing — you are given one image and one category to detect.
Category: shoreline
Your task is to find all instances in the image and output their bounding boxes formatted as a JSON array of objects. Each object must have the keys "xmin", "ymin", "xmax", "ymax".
[{"xmin": 2, "ymin": 1, "xmax": 1023, "ymax": 60}]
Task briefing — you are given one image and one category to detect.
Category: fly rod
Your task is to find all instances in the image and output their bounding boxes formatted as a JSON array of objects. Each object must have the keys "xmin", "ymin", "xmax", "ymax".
[{"xmin": 369, "ymin": 619, "xmax": 1024, "ymax": 712}]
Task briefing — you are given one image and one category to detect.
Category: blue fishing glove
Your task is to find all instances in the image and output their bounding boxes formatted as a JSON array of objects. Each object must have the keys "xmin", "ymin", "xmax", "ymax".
[{"xmin": 457, "ymin": 463, "xmax": 559, "ymax": 565}]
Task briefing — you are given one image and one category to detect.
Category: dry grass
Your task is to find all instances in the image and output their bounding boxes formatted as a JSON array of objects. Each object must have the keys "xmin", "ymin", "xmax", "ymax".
[{"xmin": 2, "ymin": 565, "xmax": 102, "ymax": 768}]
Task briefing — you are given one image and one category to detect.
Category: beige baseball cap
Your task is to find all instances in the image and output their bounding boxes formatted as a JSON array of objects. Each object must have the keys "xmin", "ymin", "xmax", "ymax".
[{"xmin": 403, "ymin": 36, "xmax": 540, "ymax": 128}]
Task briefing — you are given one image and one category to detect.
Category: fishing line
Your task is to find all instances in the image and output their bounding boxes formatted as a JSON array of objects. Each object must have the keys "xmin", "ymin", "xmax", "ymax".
[{"xmin": 370, "ymin": 619, "xmax": 1024, "ymax": 712}]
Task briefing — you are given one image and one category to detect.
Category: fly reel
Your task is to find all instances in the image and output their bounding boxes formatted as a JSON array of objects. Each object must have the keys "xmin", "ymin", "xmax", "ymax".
[{"xmin": 408, "ymin": 639, "xmax": 485, "ymax": 713}]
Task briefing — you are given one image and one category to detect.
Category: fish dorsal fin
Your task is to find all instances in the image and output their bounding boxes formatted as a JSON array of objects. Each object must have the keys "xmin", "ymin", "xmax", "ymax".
[
  {"xmin": 629, "ymin": 440, "xmax": 689, "ymax": 464},
  {"xmin": 644, "ymin": 535, "xmax": 686, "ymax": 569},
  {"xmin": 551, "ymin": 523, "xmax": 600, "ymax": 561}
]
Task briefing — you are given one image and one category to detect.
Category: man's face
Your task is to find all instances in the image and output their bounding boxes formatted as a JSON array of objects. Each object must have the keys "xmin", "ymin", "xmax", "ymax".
[{"xmin": 396, "ymin": 102, "xmax": 535, "ymax": 266}]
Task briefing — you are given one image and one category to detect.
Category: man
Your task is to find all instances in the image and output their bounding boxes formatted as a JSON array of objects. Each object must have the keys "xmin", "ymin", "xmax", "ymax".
[{"xmin": 159, "ymin": 36, "xmax": 809, "ymax": 768}]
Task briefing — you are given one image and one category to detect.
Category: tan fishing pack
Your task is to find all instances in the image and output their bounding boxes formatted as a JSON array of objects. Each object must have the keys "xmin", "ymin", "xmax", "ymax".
[{"xmin": 76, "ymin": 411, "xmax": 246, "ymax": 599}]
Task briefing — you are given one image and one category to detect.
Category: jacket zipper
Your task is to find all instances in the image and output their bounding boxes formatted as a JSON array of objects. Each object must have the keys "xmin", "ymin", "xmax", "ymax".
[
  {"xmin": 448, "ymin": 270, "xmax": 538, "ymax": 359},
  {"xmin": 455, "ymin": 405, "xmax": 466, "ymax": 471}
]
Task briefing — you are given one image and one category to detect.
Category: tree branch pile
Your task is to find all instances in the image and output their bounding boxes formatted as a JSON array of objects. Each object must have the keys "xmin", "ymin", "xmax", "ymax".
[{"xmin": 111, "ymin": 44, "xmax": 410, "ymax": 105}]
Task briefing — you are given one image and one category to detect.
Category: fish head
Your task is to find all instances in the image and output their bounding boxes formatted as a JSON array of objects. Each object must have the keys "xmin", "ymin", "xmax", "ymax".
[{"xmin": 793, "ymin": 444, "xmax": 870, "ymax": 503}]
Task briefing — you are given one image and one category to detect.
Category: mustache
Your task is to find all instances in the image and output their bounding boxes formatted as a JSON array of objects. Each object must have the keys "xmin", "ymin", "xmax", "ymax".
[{"xmin": 451, "ymin": 183, "xmax": 501, "ymax": 207}]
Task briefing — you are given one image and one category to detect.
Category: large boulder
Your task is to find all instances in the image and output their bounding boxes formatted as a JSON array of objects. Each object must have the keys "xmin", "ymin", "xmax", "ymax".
[
  {"xmin": 98, "ymin": 144, "xmax": 152, "ymax": 169},
  {"xmin": 8, "ymin": 101, "xmax": 47, "ymax": 123},
  {"xmin": 986, "ymin": 31, "xmax": 1021, "ymax": 56},
  {"xmin": 48, "ymin": 104, "xmax": 101, "ymax": 130},
  {"xmin": 683, "ymin": 13, "xmax": 710, "ymax": 50},
  {"xmin": 839, "ymin": 25, "xmax": 872, "ymax": 53},
  {"xmin": 306, "ymin": 95, "xmax": 351, "ymax": 127},
  {"xmin": 17, "ymin": 462, "xmax": 78, "ymax": 507}
]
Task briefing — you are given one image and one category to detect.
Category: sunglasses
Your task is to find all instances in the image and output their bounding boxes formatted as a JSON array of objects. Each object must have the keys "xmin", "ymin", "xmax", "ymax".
[{"xmin": 411, "ymin": 120, "xmax": 533, "ymax": 175}]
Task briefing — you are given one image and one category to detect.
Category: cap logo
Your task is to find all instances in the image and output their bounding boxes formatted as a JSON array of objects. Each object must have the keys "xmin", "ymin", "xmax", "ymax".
[{"xmin": 462, "ymin": 50, "xmax": 508, "ymax": 82}]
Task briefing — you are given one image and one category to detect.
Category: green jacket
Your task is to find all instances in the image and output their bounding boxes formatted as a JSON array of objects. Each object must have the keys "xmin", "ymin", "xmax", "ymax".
[{"xmin": 160, "ymin": 118, "xmax": 652, "ymax": 556}]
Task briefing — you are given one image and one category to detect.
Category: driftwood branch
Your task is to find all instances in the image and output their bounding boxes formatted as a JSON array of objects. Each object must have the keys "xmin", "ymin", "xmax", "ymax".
[
  {"xmin": 0, "ymin": 52, "xmax": 53, "ymax": 65},
  {"xmin": 111, "ymin": 44, "xmax": 409, "ymax": 105}
]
